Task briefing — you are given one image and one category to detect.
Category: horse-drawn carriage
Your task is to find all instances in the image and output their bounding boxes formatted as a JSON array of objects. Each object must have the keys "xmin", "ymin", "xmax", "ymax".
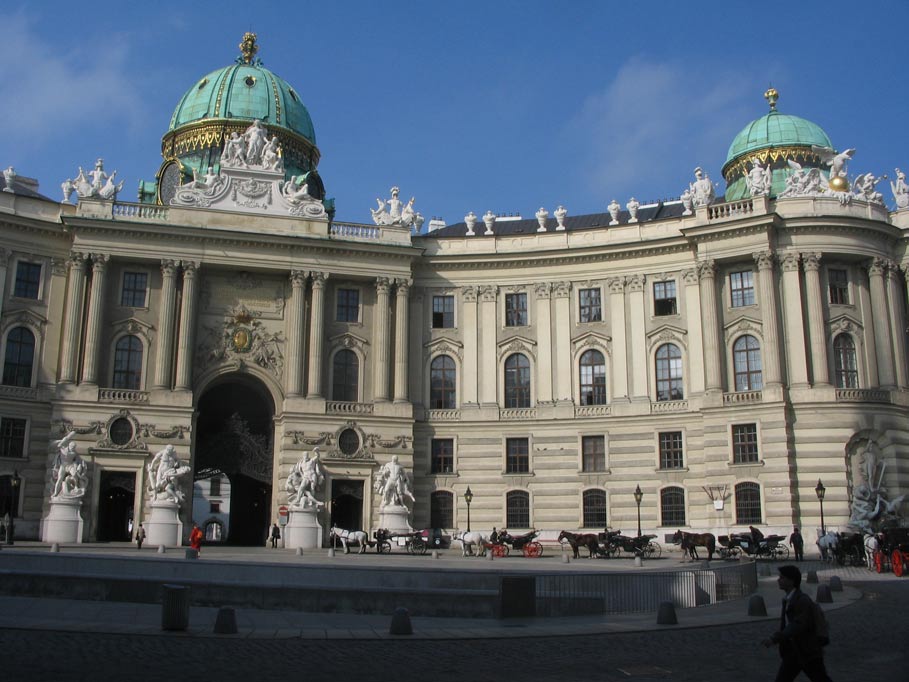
[
  {"xmin": 832, "ymin": 532, "xmax": 866, "ymax": 567},
  {"xmin": 597, "ymin": 530, "xmax": 662, "ymax": 558},
  {"xmin": 871, "ymin": 527, "xmax": 909, "ymax": 575},
  {"xmin": 485, "ymin": 529, "xmax": 544, "ymax": 558},
  {"xmin": 374, "ymin": 528, "xmax": 429, "ymax": 555},
  {"xmin": 717, "ymin": 532, "xmax": 789, "ymax": 560}
]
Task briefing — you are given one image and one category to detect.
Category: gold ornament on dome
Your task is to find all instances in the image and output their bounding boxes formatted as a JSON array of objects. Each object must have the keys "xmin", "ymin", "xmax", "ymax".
[
  {"xmin": 764, "ymin": 87, "xmax": 779, "ymax": 111},
  {"xmin": 239, "ymin": 33, "xmax": 259, "ymax": 64},
  {"xmin": 828, "ymin": 175, "xmax": 850, "ymax": 192},
  {"xmin": 722, "ymin": 145, "xmax": 825, "ymax": 181}
]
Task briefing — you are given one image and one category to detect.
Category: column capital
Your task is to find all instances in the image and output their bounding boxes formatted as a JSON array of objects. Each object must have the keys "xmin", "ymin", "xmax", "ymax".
[
  {"xmin": 801, "ymin": 252, "xmax": 822, "ymax": 272},
  {"xmin": 868, "ymin": 257, "xmax": 887, "ymax": 277},
  {"xmin": 310, "ymin": 271, "xmax": 328, "ymax": 288},
  {"xmin": 51, "ymin": 257, "xmax": 68, "ymax": 277},
  {"xmin": 376, "ymin": 276, "xmax": 392, "ymax": 294},
  {"xmin": 606, "ymin": 276, "xmax": 626, "ymax": 294},
  {"xmin": 753, "ymin": 250, "xmax": 775, "ymax": 271},
  {"xmin": 462, "ymin": 285, "xmax": 478, "ymax": 302},
  {"xmin": 90, "ymin": 253, "xmax": 110, "ymax": 269},
  {"xmin": 681, "ymin": 268, "xmax": 698, "ymax": 286},
  {"xmin": 780, "ymin": 252, "xmax": 801, "ymax": 272},
  {"xmin": 479, "ymin": 285, "xmax": 497, "ymax": 302},
  {"xmin": 394, "ymin": 277, "xmax": 413, "ymax": 294},
  {"xmin": 289, "ymin": 269, "xmax": 308, "ymax": 287},
  {"xmin": 68, "ymin": 252, "xmax": 87, "ymax": 271},
  {"xmin": 534, "ymin": 282, "xmax": 551, "ymax": 299},
  {"xmin": 696, "ymin": 259, "xmax": 717, "ymax": 280},
  {"xmin": 553, "ymin": 281, "xmax": 572, "ymax": 298},
  {"xmin": 160, "ymin": 259, "xmax": 178, "ymax": 277},
  {"xmin": 181, "ymin": 260, "xmax": 199, "ymax": 276},
  {"xmin": 626, "ymin": 274, "xmax": 645, "ymax": 293}
]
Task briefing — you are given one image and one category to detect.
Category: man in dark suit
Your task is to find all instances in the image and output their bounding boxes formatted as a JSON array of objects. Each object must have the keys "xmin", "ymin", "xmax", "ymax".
[{"xmin": 762, "ymin": 565, "xmax": 831, "ymax": 681}]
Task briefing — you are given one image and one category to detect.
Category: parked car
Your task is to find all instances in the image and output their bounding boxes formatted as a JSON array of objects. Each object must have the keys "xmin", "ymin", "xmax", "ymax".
[{"xmin": 420, "ymin": 528, "xmax": 452, "ymax": 549}]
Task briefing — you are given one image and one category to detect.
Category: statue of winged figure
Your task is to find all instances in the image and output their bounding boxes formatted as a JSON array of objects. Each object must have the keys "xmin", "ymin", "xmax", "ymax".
[{"xmin": 811, "ymin": 145, "xmax": 856, "ymax": 181}]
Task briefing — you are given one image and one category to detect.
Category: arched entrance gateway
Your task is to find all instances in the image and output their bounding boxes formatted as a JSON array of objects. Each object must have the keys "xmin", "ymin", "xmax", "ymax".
[{"xmin": 194, "ymin": 375, "xmax": 275, "ymax": 546}]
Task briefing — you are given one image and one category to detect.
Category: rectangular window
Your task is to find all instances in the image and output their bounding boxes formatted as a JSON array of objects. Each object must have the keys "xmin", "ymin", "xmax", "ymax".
[
  {"xmin": 729, "ymin": 270, "xmax": 755, "ymax": 307},
  {"xmin": 505, "ymin": 293, "xmax": 527, "ymax": 326},
  {"xmin": 581, "ymin": 435, "xmax": 606, "ymax": 472},
  {"xmin": 210, "ymin": 502, "xmax": 221, "ymax": 513},
  {"xmin": 829, "ymin": 269, "xmax": 849, "ymax": 305},
  {"xmin": 431, "ymin": 438, "xmax": 454, "ymax": 474},
  {"xmin": 120, "ymin": 272, "xmax": 148, "ymax": 307},
  {"xmin": 0, "ymin": 417, "xmax": 26, "ymax": 458},
  {"xmin": 432, "ymin": 295, "xmax": 455, "ymax": 328},
  {"xmin": 209, "ymin": 477, "xmax": 221, "ymax": 496},
  {"xmin": 336, "ymin": 288, "xmax": 360, "ymax": 322},
  {"xmin": 732, "ymin": 424, "xmax": 759, "ymax": 464},
  {"xmin": 505, "ymin": 437, "xmax": 529, "ymax": 473},
  {"xmin": 658, "ymin": 431, "xmax": 684, "ymax": 470},
  {"xmin": 13, "ymin": 262, "xmax": 41, "ymax": 299},
  {"xmin": 578, "ymin": 288, "xmax": 602, "ymax": 323},
  {"xmin": 653, "ymin": 281, "xmax": 678, "ymax": 316}
]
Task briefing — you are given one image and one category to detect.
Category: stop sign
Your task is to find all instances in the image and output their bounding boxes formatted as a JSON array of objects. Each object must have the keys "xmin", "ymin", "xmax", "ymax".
[{"xmin": 278, "ymin": 505, "xmax": 289, "ymax": 526}]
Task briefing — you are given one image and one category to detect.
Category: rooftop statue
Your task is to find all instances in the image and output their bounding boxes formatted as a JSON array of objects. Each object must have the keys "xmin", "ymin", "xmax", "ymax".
[
  {"xmin": 812, "ymin": 145, "xmax": 855, "ymax": 186},
  {"xmin": 852, "ymin": 172, "xmax": 885, "ymax": 204},
  {"xmin": 745, "ymin": 158, "xmax": 773, "ymax": 197},
  {"xmin": 64, "ymin": 159, "xmax": 124, "ymax": 202},
  {"xmin": 285, "ymin": 449, "xmax": 325, "ymax": 509},
  {"xmin": 607, "ymin": 199, "xmax": 620, "ymax": 225},
  {"xmin": 626, "ymin": 197, "xmax": 639, "ymax": 223},
  {"xmin": 892, "ymin": 168, "xmax": 909, "ymax": 209},
  {"xmin": 146, "ymin": 445, "xmax": 191, "ymax": 506},
  {"xmin": 98, "ymin": 171, "xmax": 124, "ymax": 200},
  {"xmin": 282, "ymin": 175, "xmax": 312, "ymax": 204},
  {"xmin": 689, "ymin": 167, "xmax": 716, "ymax": 208},
  {"xmin": 371, "ymin": 186, "xmax": 423, "ymax": 229},
  {"xmin": 2, "ymin": 166, "xmax": 17, "ymax": 192},
  {"xmin": 261, "ymin": 136, "xmax": 284, "ymax": 171},
  {"xmin": 50, "ymin": 431, "xmax": 89, "ymax": 500},
  {"xmin": 243, "ymin": 119, "xmax": 269, "ymax": 166},
  {"xmin": 221, "ymin": 132, "xmax": 249, "ymax": 168}
]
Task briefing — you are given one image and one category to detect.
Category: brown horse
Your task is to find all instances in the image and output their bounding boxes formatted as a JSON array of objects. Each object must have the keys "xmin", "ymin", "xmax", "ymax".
[
  {"xmin": 672, "ymin": 530, "xmax": 716, "ymax": 560},
  {"xmin": 558, "ymin": 530, "xmax": 599, "ymax": 558}
]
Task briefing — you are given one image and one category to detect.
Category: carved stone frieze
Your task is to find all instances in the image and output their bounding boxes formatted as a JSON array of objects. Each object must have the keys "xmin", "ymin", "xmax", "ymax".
[
  {"xmin": 96, "ymin": 410, "xmax": 146, "ymax": 450},
  {"xmin": 139, "ymin": 424, "xmax": 189, "ymax": 440},
  {"xmin": 195, "ymin": 305, "xmax": 285, "ymax": 378},
  {"xmin": 287, "ymin": 431, "xmax": 334, "ymax": 446},
  {"xmin": 681, "ymin": 269, "xmax": 698, "ymax": 286},
  {"xmin": 366, "ymin": 434, "xmax": 413, "ymax": 449},
  {"xmin": 53, "ymin": 420, "xmax": 103, "ymax": 436}
]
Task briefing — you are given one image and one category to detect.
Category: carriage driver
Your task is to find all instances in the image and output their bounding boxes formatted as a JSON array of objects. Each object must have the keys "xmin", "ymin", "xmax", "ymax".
[{"xmin": 490, "ymin": 527, "xmax": 499, "ymax": 544}]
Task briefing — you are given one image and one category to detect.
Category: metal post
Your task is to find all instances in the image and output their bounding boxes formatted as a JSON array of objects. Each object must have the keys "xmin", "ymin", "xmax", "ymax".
[
  {"xmin": 464, "ymin": 486, "xmax": 473, "ymax": 532},
  {"xmin": 815, "ymin": 479, "xmax": 826, "ymax": 536},
  {"xmin": 633, "ymin": 484, "xmax": 643, "ymax": 538}
]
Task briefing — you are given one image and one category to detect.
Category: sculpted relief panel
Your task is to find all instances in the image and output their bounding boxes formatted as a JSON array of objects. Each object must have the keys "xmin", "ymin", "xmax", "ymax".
[{"xmin": 199, "ymin": 272, "xmax": 287, "ymax": 319}]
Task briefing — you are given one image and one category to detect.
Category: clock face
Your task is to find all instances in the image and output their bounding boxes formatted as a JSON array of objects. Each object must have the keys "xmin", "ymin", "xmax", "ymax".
[{"xmin": 158, "ymin": 161, "xmax": 182, "ymax": 205}]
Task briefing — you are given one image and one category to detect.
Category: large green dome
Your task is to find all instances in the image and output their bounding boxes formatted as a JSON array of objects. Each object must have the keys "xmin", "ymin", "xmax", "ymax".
[{"xmin": 722, "ymin": 89, "xmax": 833, "ymax": 201}]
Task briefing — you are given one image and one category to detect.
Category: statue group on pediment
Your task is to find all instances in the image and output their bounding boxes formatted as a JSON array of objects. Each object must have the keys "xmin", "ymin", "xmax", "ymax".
[
  {"xmin": 370, "ymin": 186, "xmax": 424, "ymax": 231},
  {"xmin": 745, "ymin": 158, "xmax": 773, "ymax": 197},
  {"xmin": 220, "ymin": 119, "xmax": 284, "ymax": 172},
  {"xmin": 62, "ymin": 158, "xmax": 124, "ymax": 203}
]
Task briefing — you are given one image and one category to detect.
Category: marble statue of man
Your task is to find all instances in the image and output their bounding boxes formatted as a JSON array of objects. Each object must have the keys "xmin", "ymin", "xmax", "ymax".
[
  {"xmin": 891, "ymin": 168, "xmax": 908, "ymax": 209},
  {"xmin": 146, "ymin": 444, "xmax": 191, "ymax": 505},
  {"xmin": 374, "ymin": 455, "xmax": 414, "ymax": 507},
  {"xmin": 50, "ymin": 431, "xmax": 89, "ymax": 499},
  {"xmin": 690, "ymin": 167, "xmax": 716, "ymax": 207},
  {"xmin": 243, "ymin": 119, "xmax": 269, "ymax": 166},
  {"xmin": 745, "ymin": 158, "xmax": 772, "ymax": 196},
  {"xmin": 285, "ymin": 449, "xmax": 325, "ymax": 508}
]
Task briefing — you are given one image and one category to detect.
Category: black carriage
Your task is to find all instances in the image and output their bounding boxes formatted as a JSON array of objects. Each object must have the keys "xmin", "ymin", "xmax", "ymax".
[
  {"xmin": 485, "ymin": 529, "xmax": 544, "ymax": 558},
  {"xmin": 598, "ymin": 530, "xmax": 662, "ymax": 558},
  {"xmin": 373, "ymin": 528, "xmax": 428, "ymax": 555},
  {"xmin": 717, "ymin": 532, "xmax": 789, "ymax": 560},
  {"xmin": 873, "ymin": 527, "xmax": 909, "ymax": 575},
  {"xmin": 832, "ymin": 531, "xmax": 866, "ymax": 567}
]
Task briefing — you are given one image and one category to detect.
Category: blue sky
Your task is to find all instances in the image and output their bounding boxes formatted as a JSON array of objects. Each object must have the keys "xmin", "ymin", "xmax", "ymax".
[{"xmin": 2, "ymin": 1, "xmax": 908, "ymax": 225}]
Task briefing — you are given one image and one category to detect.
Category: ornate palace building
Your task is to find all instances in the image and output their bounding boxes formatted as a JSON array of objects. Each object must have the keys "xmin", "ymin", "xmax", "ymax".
[{"xmin": 0, "ymin": 36, "xmax": 906, "ymax": 545}]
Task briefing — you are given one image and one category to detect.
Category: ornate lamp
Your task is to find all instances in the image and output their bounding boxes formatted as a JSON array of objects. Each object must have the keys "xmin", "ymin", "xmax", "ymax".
[
  {"xmin": 633, "ymin": 485, "xmax": 643, "ymax": 538},
  {"xmin": 464, "ymin": 487, "xmax": 473, "ymax": 532},
  {"xmin": 815, "ymin": 479, "xmax": 826, "ymax": 536}
]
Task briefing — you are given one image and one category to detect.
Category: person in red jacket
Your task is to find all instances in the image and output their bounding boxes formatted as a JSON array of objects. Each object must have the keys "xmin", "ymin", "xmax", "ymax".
[{"xmin": 189, "ymin": 522, "xmax": 203, "ymax": 556}]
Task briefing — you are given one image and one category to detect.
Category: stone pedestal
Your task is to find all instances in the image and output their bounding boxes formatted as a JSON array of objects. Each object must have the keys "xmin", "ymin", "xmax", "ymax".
[
  {"xmin": 41, "ymin": 497, "xmax": 84, "ymax": 544},
  {"xmin": 378, "ymin": 505, "xmax": 412, "ymax": 534},
  {"xmin": 146, "ymin": 500, "xmax": 183, "ymax": 547},
  {"xmin": 285, "ymin": 507, "xmax": 323, "ymax": 549}
]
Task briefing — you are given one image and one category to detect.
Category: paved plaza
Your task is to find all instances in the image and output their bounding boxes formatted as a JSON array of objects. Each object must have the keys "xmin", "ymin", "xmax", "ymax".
[{"xmin": 0, "ymin": 544, "xmax": 905, "ymax": 680}]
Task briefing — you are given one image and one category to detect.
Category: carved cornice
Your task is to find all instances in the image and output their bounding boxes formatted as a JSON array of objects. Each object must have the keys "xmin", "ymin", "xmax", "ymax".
[
  {"xmin": 424, "ymin": 337, "xmax": 464, "ymax": 360},
  {"xmin": 497, "ymin": 336, "xmax": 537, "ymax": 360}
]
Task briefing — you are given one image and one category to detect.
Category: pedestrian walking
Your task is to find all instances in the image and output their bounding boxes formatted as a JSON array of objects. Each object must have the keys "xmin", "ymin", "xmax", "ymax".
[
  {"xmin": 270, "ymin": 523, "xmax": 281, "ymax": 548},
  {"xmin": 762, "ymin": 565, "xmax": 832, "ymax": 681},
  {"xmin": 789, "ymin": 526, "xmax": 804, "ymax": 561},
  {"xmin": 135, "ymin": 523, "xmax": 146, "ymax": 550},
  {"xmin": 189, "ymin": 522, "xmax": 203, "ymax": 556}
]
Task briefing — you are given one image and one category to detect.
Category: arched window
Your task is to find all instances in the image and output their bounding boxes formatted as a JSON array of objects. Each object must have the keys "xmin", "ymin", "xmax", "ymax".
[
  {"xmin": 735, "ymin": 482, "xmax": 762, "ymax": 525},
  {"xmin": 332, "ymin": 349, "xmax": 359, "ymax": 402},
  {"xmin": 733, "ymin": 335, "xmax": 762, "ymax": 391},
  {"xmin": 833, "ymin": 334, "xmax": 858, "ymax": 388},
  {"xmin": 504, "ymin": 353, "xmax": 531, "ymax": 408},
  {"xmin": 430, "ymin": 491, "xmax": 453, "ymax": 529},
  {"xmin": 430, "ymin": 355, "xmax": 457, "ymax": 409},
  {"xmin": 2, "ymin": 327, "xmax": 35, "ymax": 387},
  {"xmin": 655, "ymin": 343, "xmax": 683, "ymax": 401},
  {"xmin": 583, "ymin": 489, "xmax": 607, "ymax": 528},
  {"xmin": 506, "ymin": 490, "xmax": 530, "ymax": 528},
  {"xmin": 112, "ymin": 335, "xmax": 143, "ymax": 390},
  {"xmin": 660, "ymin": 486, "xmax": 686, "ymax": 526},
  {"xmin": 579, "ymin": 349, "xmax": 607, "ymax": 405}
]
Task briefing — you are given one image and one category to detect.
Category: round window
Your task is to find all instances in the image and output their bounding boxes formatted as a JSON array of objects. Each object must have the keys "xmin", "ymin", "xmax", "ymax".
[
  {"xmin": 109, "ymin": 418, "xmax": 134, "ymax": 446},
  {"xmin": 338, "ymin": 429, "xmax": 359, "ymax": 456},
  {"xmin": 244, "ymin": 76, "xmax": 256, "ymax": 87}
]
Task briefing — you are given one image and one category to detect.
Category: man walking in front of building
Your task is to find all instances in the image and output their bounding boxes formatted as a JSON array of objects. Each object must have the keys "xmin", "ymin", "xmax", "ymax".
[
  {"xmin": 762, "ymin": 565, "xmax": 831, "ymax": 681},
  {"xmin": 270, "ymin": 523, "xmax": 281, "ymax": 548},
  {"xmin": 135, "ymin": 523, "xmax": 146, "ymax": 550},
  {"xmin": 789, "ymin": 526, "xmax": 805, "ymax": 561}
]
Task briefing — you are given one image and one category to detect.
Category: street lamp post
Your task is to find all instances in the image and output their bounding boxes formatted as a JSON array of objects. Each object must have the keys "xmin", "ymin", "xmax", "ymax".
[
  {"xmin": 633, "ymin": 485, "xmax": 643, "ymax": 538},
  {"xmin": 464, "ymin": 486, "xmax": 473, "ymax": 533},
  {"xmin": 5, "ymin": 470, "xmax": 20, "ymax": 546},
  {"xmin": 815, "ymin": 479, "xmax": 826, "ymax": 536}
]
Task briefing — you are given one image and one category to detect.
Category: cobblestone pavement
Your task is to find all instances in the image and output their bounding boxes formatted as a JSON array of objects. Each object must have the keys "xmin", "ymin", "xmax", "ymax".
[{"xmin": 1, "ymin": 577, "xmax": 904, "ymax": 681}]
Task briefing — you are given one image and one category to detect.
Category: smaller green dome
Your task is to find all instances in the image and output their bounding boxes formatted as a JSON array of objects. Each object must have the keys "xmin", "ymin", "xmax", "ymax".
[{"xmin": 725, "ymin": 110, "xmax": 831, "ymax": 165}]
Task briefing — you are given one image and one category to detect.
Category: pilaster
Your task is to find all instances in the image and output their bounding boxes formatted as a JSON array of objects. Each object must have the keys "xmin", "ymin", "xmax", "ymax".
[
  {"xmin": 59, "ymin": 252, "xmax": 87, "ymax": 384},
  {"xmin": 780, "ymin": 252, "xmax": 809, "ymax": 387},
  {"xmin": 152, "ymin": 259, "xmax": 179, "ymax": 389},
  {"xmin": 306, "ymin": 271, "xmax": 328, "ymax": 398},
  {"xmin": 175, "ymin": 261, "xmax": 199, "ymax": 391},
  {"xmin": 80, "ymin": 253, "xmax": 109, "ymax": 385},
  {"xmin": 801, "ymin": 253, "xmax": 829, "ymax": 386}
]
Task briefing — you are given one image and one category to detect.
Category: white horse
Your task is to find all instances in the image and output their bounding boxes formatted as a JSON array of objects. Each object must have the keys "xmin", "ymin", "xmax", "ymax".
[
  {"xmin": 864, "ymin": 532, "xmax": 880, "ymax": 570},
  {"xmin": 816, "ymin": 529, "xmax": 838, "ymax": 562},
  {"xmin": 453, "ymin": 530, "xmax": 487, "ymax": 557},
  {"xmin": 329, "ymin": 526, "xmax": 368, "ymax": 554}
]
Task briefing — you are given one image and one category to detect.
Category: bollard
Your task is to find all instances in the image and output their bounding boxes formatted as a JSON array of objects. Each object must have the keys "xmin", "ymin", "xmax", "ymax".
[
  {"xmin": 213, "ymin": 606, "xmax": 238, "ymax": 635},
  {"xmin": 50, "ymin": 543, "xmax": 60, "ymax": 553},
  {"xmin": 431, "ymin": 550, "xmax": 439, "ymax": 559},
  {"xmin": 185, "ymin": 549, "xmax": 199, "ymax": 560},
  {"xmin": 829, "ymin": 576, "xmax": 843, "ymax": 592},
  {"xmin": 562, "ymin": 553, "xmax": 570, "ymax": 564},
  {"xmin": 486, "ymin": 550, "xmax": 493, "ymax": 561},
  {"xmin": 656, "ymin": 601, "xmax": 678, "ymax": 625},
  {"xmin": 634, "ymin": 555, "xmax": 643, "ymax": 568},
  {"xmin": 389, "ymin": 607, "xmax": 413, "ymax": 635},
  {"xmin": 748, "ymin": 594, "xmax": 768, "ymax": 617},
  {"xmin": 815, "ymin": 584, "xmax": 833, "ymax": 603},
  {"xmin": 295, "ymin": 547, "xmax": 303, "ymax": 556},
  {"xmin": 161, "ymin": 584, "xmax": 190, "ymax": 631},
  {"xmin": 327, "ymin": 548, "xmax": 335, "ymax": 557},
  {"xmin": 157, "ymin": 545, "xmax": 166, "ymax": 554},
  {"xmin": 806, "ymin": 570, "xmax": 818, "ymax": 584}
]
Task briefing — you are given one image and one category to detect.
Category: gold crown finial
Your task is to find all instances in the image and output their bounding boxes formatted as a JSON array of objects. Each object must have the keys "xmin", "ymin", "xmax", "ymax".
[
  {"xmin": 764, "ymin": 87, "xmax": 779, "ymax": 111},
  {"xmin": 239, "ymin": 32, "xmax": 259, "ymax": 64}
]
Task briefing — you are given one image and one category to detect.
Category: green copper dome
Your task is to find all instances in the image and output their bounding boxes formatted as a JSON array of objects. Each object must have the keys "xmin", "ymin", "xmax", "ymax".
[{"xmin": 722, "ymin": 89, "xmax": 833, "ymax": 201}]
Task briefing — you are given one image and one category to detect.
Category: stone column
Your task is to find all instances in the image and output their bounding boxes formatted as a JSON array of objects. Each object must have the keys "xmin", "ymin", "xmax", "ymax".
[
  {"xmin": 868, "ymin": 258, "xmax": 895, "ymax": 388},
  {"xmin": 174, "ymin": 261, "xmax": 199, "ymax": 391},
  {"xmin": 553, "ymin": 281, "xmax": 572, "ymax": 402},
  {"xmin": 753, "ymin": 252, "xmax": 782, "ymax": 387},
  {"xmin": 0, "ymin": 247, "xmax": 9, "ymax": 319},
  {"xmin": 153, "ymin": 259, "xmax": 179, "ymax": 389},
  {"xmin": 801, "ymin": 253, "xmax": 829, "ymax": 386},
  {"xmin": 283, "ymin": 270, "xmax": 308, "ymax": 397},
  {"xmin": 393, "ymin": 278, "xmax": 411, "ymax": 403},
  {"xmin": 780, "ymin": 252, "xmax": 809, "ymax": 387},
  {"xmin": 373, "ymin": 277, "xmax": 391, "ymax": 402},
  {"xmin": 698, "ymin": 260, "xmax": 722, "ymax": 392},
  {"xmin": 534, "ymin": 283, "xmax": 553, "ymax": 403},
  {"xmin": 80, "ymin": 253, "xmax": 109, "ymax": 385},
  {"xmin": 627, "ymin": 274, "xmax": 648, "ymax": 399},
  {"xmin": 462, "ymin": 287, "xmax": 479, "ymax": 405},
  {"xmin": 682, "ymin": 269, "xmax": 705, "ymax": 394},
  {"xmin": 306, "ymin": 271, "xmax": 327, "ymax": 398},
  {"xmin": 479, "ymin": 285, "xmax": 498, "ymax": 405},
  {"xmin": 886, "ymin": 265, "xmax": 908, "ymax": 388},
  {"xmin": 856, "ymin": 274, "xmax": 879, "ymax": 387},
  {"xmin": 607, "ymin": 277, "xmax": 628, "ymax": 400},
  {"xmin": 59, "ymin": 252, "xmax": 87, "ymax": 384}
]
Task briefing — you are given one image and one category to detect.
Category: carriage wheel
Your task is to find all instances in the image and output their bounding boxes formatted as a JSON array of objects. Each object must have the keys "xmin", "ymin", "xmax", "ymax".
[
  {"xmin": 644, "ymin": 542, "xmax": 662, "ymax": 559},
  {"xmin": 378, "ymin": 540, "xmax": 392, "ymax": 554},
  {"xmin": 493, "ymin": 544, "xmax": 509, "ymax": 558},
  {"xmin": 773, "ymin": 545, "xmax": 789, "ymax": 561},
  {"xmin": 523, "ymin": 542, "xmax": 543, "ymax": 558},
  {"xmin": 893, "ymin": 550, "xmax": 905, "ymax": 577},
  {"xmin": 414, "ymin": 538, "xmax": 427, "ymax": 555},
  {"xmin": 874, "ymin": 550, "xmax": 885, "ymax": 573}
]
